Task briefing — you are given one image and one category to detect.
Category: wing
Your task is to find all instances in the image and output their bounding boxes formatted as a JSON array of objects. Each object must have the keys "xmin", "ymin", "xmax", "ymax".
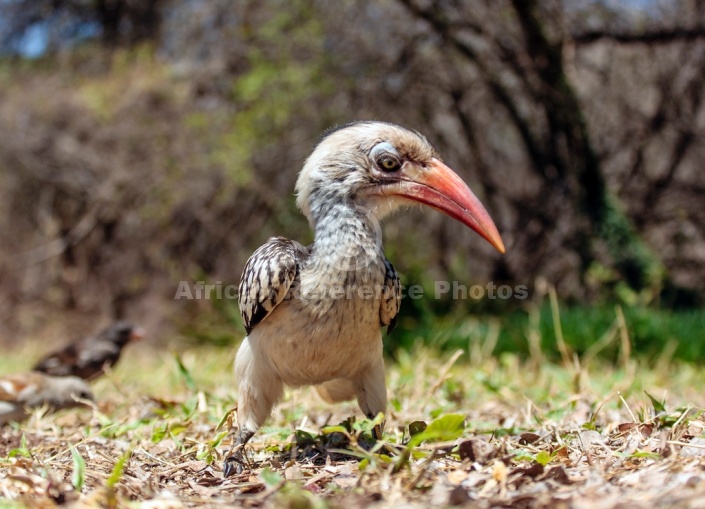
[
  {"xmin": 0, "ymin": 373, "xmax": 42, "ymax": 402},
  {"xmin": 0, "ymin": 374, "xmax": 43, "ymax": 424},
  {"xmin": 380, "ymin": 258, "xmax": 402, "ymax": 334},
  {"xmin": 33, "ymin": 344, "xmax": 81, "ymax": 377},
  {"xmin": 238, "ymin": 237, "xmax": 309, "ymax": 334},
  {"xmin": 35, "ymin": 338, "xmax": 122, "ymax": 381},
  {"xmin": 73, "ymin": 342, "xmax": 121, "ymax": 380}
]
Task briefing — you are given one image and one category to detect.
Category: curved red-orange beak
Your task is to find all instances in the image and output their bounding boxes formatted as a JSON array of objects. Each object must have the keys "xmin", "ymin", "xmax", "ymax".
[{"xmin": 380, "ymin": 158, "xmax": 505, "ymax": 253}]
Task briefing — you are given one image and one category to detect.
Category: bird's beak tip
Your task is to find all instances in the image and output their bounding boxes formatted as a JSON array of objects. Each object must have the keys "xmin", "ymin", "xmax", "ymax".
[
  {"xmin": 492, "ymin": 237, "xmax": 507, "ymax": 254},
  {"xmin": 476, "ymin": 223, "xmax": 505, "ymax": 254}
]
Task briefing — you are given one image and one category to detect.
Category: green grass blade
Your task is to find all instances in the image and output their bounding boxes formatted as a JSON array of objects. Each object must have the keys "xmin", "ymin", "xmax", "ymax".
[{"xmin": 70, "ymin": 446, "xmax": 86, "ymax": 491}]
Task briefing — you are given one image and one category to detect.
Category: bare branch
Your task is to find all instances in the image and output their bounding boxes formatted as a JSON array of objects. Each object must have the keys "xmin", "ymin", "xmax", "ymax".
[{"xmin": 572, "ymin": 28, "xmax": 705, "ymax": 45}]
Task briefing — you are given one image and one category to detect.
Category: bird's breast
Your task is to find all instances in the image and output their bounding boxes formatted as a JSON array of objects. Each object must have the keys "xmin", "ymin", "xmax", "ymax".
[{"xmin": 249, "ymin": 261, "xmax": 387, "ymax": 387}]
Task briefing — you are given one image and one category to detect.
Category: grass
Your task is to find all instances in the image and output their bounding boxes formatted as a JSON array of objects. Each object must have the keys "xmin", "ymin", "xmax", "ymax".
[
  {"xmin": 391, "ymin": 299, "xmax": 705, "ymax": 364},
  {"xmin": 2, "ymin": 303, "xmax": 705, "ymax": 507}
]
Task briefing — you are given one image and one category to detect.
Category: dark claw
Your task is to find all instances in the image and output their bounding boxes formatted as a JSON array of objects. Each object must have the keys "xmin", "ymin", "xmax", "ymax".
[
  {"xmin": 367, "ymin": 413, "xmax": 385, "ymax": 441},
  {"xmin": 223, "ymin": 428, "xmax": 255, "ymax": 478},
  {"xmin": 223, "ymin": 454, "xmax": 246, "ymax": 478}
]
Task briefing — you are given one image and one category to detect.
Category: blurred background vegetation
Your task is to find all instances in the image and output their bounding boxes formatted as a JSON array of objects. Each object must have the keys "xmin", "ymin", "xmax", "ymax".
[{"xmin": 0, "ymin": 0, "xmax": 703, "ymax": 361}]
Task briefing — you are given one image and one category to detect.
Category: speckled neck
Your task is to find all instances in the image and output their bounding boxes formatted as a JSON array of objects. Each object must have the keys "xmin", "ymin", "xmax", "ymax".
[{"xmin": 306, "ymin": 199, "xmax": 385, "ymax": 283}]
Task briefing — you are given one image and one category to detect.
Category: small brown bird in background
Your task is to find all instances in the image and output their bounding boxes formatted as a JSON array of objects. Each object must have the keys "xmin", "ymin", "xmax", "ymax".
[
  {"xmin": 0, "ymin": 372, "xmax": 94, "ymax": 425},
  {"xmin": 33, "ymin": 321, "xmax": 146, "ymax": 381},
  {"xmin": 223, "ymin": 121, "xmax": 505, "ymax": 476}
]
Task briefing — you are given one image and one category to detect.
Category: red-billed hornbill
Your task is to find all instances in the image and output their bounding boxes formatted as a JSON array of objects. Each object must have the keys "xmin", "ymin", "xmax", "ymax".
[{"xmin": 224, "ymin": 121, "xmax": 504, "ymax": 476}]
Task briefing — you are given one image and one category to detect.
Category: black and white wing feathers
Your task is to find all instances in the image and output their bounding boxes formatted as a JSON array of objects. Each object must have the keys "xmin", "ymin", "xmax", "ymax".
[
  {"xmin": 380, "ymin": 259, "xmax": 402, "ymax": 334},
  {"xmin": 238, "ymin": 237, "xmax": 309, "ymax": 334}
]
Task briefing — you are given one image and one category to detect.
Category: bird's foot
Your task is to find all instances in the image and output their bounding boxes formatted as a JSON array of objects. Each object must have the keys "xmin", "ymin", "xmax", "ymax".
[
  {"xmin": 223, "ymin": 453, "xmax": 247, "ymax": 478},
  {"xmin": 368, "ymin": 420, "xmax": 397, "ymax": 457},
  {"xmin": 373, "ymin": 423, "xmax": 384, "ymax": 441},
  {"xmin": 222, "ymin": 428, "xmax": 255, "ymax": 478},
  {"xmin": 367, "ymin": 413, "xmax": 385, "ymax": 441}
]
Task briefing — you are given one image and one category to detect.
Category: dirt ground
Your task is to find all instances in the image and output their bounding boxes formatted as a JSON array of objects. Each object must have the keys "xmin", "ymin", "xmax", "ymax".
[{"xmin": 2, "ymin": 345, "xmax": 705, "ymax": 508}]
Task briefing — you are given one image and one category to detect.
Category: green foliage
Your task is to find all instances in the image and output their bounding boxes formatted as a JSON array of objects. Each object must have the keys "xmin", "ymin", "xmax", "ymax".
[
  {"xmin": 99, "ymin": 419, "xmax": 146, "ymax": 439},
  {"xmin": 151, "ymin": 421, "xmax": 188, "ymax": 444},
  {"xmin": 408, "ymin": 421, "xmax": 427, "ymax": 437},
  {"xmin": 174, "ymin": 352, "xmax": 197, "ymax": 391},
  {"xmin": 389, "ymin": 300, "xmax": 705, "ymax": 364},
  {"xmin": 106, "ymin": 447, "xmax": 133, "ymax": 489},
  {"xmin": 70, "ymin": 446, "xmax": 86, "ymax": 491},
  {"xmin": 7, "ymin": 434, "xmax": 31, "ymax": 459},
  {"xmin": 260, "ymin": 466, "xmax": 283, "ymax": 488},
  {"xmin": 420, "ymin": 413, "xmax": 466, "ymax": 442},
  {"xmin": 391, "ymin": 414, "xmax": 467, "ymax": 473},
  {"xmin": 182, "ymin": 0, "xmax": 338, "ymax": 215},
  {"xmin": 599, "ymin": 196, "xmax": 665, "ymax": 292},
  {"xmin": 630, "ymin": 450, "xmax": 661, "ymax": 460},
  {"xmin": 535, "ymin": 450, "xmax": 552, "ymax": 466},
  {"xmin": 645, "ymin": 391, "xmax": 666, "ymax": 415},
  {"xmin": 197, "ymin": 430, "xmax": 229, "ymax": 464}
]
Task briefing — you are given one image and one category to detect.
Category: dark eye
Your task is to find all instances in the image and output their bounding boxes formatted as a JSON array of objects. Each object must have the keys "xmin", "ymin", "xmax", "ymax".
[{"xmin": 377, "ymin": 155, "xmax": 401, "ymax": 172}]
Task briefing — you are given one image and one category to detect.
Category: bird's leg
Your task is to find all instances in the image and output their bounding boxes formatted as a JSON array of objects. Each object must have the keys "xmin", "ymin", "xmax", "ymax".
[
  {"xmin": 365, "ymin": 413, "xmax": 386, "ymax": 441},
  {"xmin": 354, "ymin": 358, "xmax": 387, "ymax": 441},
  {"xmin": 373, "ymin": 419, "xmax": 385, "ymax": 441},
  {"xmin": 223, "ymin": 428, "xmax": 255, "ymax": 478},
  {"xmin": 223, "ymin": 338, "xmax": 283, "ymax": 477}
]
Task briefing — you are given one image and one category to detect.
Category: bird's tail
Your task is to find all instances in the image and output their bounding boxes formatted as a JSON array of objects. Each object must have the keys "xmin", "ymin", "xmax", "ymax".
[{"xmin": 314, "ymin": 379, "xmax": 356, "ymax": 403}]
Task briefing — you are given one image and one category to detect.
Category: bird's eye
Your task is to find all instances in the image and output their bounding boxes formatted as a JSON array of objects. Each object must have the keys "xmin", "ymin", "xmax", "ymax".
[{"xmin": 378, "ymin": 155, "xmax": 401, "ymax": 173}]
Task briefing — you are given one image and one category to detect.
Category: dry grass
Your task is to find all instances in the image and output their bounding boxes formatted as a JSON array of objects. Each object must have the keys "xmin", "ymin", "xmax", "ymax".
[{"xmin": 1, "ymin": 339, "xmax": 705, "ymax": 508}]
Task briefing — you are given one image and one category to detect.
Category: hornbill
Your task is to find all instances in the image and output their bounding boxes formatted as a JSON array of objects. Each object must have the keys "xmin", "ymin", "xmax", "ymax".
[{"xmin": 224, "ymin": 121, "xmax": 504, "ymax": 476}]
